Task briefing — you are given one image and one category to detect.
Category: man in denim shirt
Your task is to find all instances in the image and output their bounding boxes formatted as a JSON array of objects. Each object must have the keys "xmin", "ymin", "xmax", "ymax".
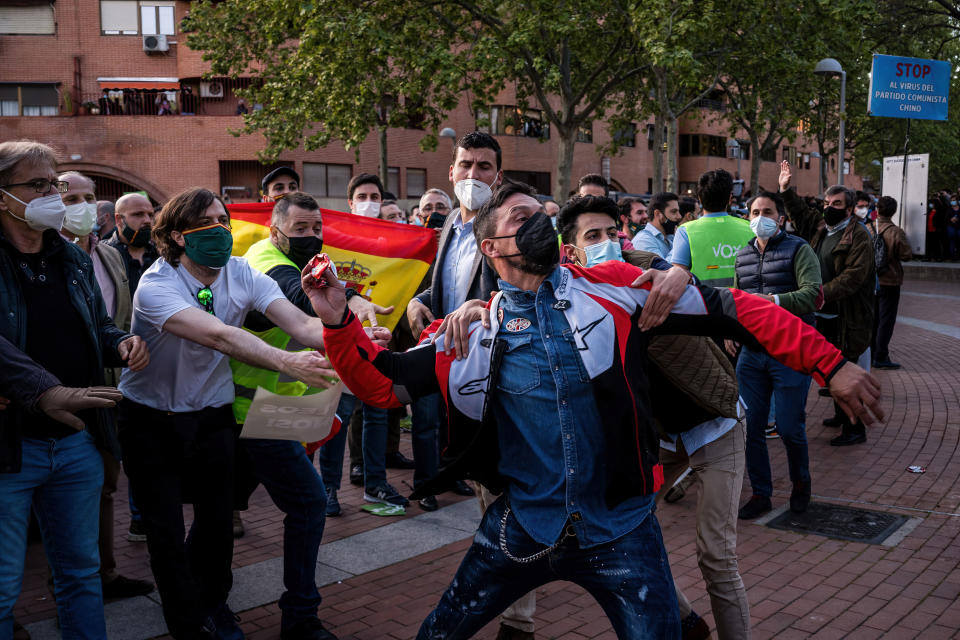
[{"xmin": 310, "ymin": 183, "xmax": 884, "ymax": 640}]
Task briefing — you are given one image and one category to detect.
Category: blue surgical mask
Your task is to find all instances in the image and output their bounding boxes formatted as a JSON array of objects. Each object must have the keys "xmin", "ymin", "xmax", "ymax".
[
  {"xmin": 582, "ymin": 239, "xmax": 623, "ymax": 267},
  {"xmin": 749, "ymin": 215, "xmax": 779, "ymax": 240}
]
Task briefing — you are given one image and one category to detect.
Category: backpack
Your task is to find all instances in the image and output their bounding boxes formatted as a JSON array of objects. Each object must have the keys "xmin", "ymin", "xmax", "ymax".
[{"xmin": 874, "ymin": 226, "xmax": 889, "ymax": 275}]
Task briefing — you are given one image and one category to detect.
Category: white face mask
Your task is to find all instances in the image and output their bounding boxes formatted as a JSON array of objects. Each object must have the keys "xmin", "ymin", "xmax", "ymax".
[
  {"xmin": 749, "ymin": 215, "xmax": 780, "ymax": 240},
  {"xmin": 1, "ymin": 190, "xmax": 67, "ymax": 231},
  {"xmin": 353, "ymin": 200, "xmax": 381, "ymax": 217},
  {"xmin": 854, "ymin": 207, "xmax": 869, "ymax": 219},
  {"xmin": 454, "ymin": 178, "xmax": 494, "ymax": 212},
  {"xmin": 62, "ymin": 201, "xmax": 98, "ymax": 236}
]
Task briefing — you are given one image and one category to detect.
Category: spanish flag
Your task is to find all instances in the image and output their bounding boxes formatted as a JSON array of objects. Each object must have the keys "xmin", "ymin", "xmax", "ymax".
[{"xmin": 227, "ymin": 202, "xmax": 436, "ymax": 331}]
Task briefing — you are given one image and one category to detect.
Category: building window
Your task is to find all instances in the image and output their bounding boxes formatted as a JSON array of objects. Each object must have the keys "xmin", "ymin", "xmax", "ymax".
[
  {"xmin": 386, "ymin": 167, "xmax": 400, "ymax": 198},
  {"xmin": 303, "ymin": 163, "xmax": 352, "ymax": 198},
  {"xmin": 613, "ymin": 123, "xmax": 636, "ymax": 148},
  {"xmin": 576, "ymin": 123, "xmax": 593, "ymax": 143},
  {"xmin": 0, "ymin": 5, "xmax": 56, "ymax": 35},
  {"xmin": 0, "ymin": 84, "xmax": 58, "ymax": 117},
  {"xmin": 503, "ymin": 170, "xmax": 551, "ymax": 196},
  {"xmin": 678, "ymin": 134, "xmax": 726, "ymax": 158},
  {"xmin": 477, "ymin": 106, "xmax": 549, "ymax": 139},
  {"xmin": 101, "ymin": 1, "xmax": 175, "ymax": 35},
  {"xmin": 406, "ymin": 169, "xmax": 426, "ymax": 198}
]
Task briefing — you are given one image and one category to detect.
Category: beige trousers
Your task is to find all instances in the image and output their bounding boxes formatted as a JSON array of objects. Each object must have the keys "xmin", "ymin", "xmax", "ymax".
[
  {"xmin": 476, "ymin": 484, "xmax": 537, "ymax": 633},
  {"xmin": 657, "ymin": 420, "xmax": 751, "ymax": 640}
]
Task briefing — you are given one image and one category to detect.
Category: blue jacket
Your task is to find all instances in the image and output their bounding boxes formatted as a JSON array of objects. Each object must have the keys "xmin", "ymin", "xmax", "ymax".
[{"xmin": 0, "ymin": 230, "xmax": 131, "ymax": 472}]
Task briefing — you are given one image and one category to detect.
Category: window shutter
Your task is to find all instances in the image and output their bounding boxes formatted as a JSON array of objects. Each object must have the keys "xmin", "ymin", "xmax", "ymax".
[
  {"xmin": 0, "ymin": 5, "xmax": 55, "ymax": 34},
  {"xmin": 101, "ymin": 1, "xmax": 138, "ymax": 34}
]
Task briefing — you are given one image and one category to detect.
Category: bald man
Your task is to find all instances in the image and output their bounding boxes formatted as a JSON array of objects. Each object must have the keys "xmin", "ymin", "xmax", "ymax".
[{"xmin": 103, "ymin": 193, "xmax": 158, "ymax": 295}]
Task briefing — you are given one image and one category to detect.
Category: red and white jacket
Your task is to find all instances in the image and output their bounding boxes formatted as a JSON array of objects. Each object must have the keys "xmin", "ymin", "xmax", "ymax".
[{"xmin": 323, "ymin": 262, "xmax": 846, "ymax": 503}]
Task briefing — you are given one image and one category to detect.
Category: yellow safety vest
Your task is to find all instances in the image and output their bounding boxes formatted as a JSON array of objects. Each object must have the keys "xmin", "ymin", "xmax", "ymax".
[{"xmin": 683, "ymin": 214, "xmax": 755, "ymax": 286}]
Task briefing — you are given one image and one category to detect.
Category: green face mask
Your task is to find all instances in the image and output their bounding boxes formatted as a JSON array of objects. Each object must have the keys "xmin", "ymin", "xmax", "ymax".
[{"xmin": 182, "ymin": 223, "xmax": 233, "ymax": 268}]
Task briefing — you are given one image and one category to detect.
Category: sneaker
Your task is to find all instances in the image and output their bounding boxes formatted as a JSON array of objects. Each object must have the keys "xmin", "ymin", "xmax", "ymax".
[
  {"xmin": 232, "ymin": 511, "xmax": 245, "ymax": 538},
  {"xmin": 102, "ymin": 574, "xmax": 155, "ymax": 599},
  {"xmin": 737, "ymin": 495, "xmax": 772, "ymax": 520},
  {"xmin": 418, "ymin": 495, "xmax": 439, "ymax": 511},
  {"xmin": 348, "ymin": 464, "xmax": 364, "ymax": 486},
  {"xmin": 790, "ymin": 481, "xmax": 811, "ymax": 513},
  {"xmin": 280, "ymin": 617, "xmax": 338, "ymax": 640},
  {"xmin": 765, "ymin": 426, "xmax": 780, "ymax": 439},
  {"xmin": 325, "ymin": 487, "xmax": 341, "ymax": 517},
  {"xmin": 212, "ymin": 604, "xmax": 244, "ymax": 640},
  {"xmin": 385, "ymin": 452, "xmax": 416, "ymax": 469},
  {"xmin": 363, "ymin": 482, "xmax": 409, "ymax": 507},
  {"xmin": 127, "ymin": 520, "xmax": 147, "ymax": 543}
]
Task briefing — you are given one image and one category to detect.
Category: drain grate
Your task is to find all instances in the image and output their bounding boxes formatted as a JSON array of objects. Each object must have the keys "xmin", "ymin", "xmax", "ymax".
[{"xmin": 766, "ymin": 502, "xmax": 908, "ymax": 544}]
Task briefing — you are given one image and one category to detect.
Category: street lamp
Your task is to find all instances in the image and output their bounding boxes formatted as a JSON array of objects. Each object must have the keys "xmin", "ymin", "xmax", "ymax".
[
  {"xmin": 814, "ymin": 58, "xmax": 846, "ymax": 186},
  {"xmin": 439, "ymin": 127, "xmax": 457, "ymax": 140},
  {"xmin": 726, "ymin": 139, "xmax": 743, "ymax": 199}
]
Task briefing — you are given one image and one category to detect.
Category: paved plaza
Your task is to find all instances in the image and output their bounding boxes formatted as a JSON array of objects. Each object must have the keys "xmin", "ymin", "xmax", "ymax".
[{"xmin": 15, "ymin": 275, "xmax": 960, "ymax": 640}]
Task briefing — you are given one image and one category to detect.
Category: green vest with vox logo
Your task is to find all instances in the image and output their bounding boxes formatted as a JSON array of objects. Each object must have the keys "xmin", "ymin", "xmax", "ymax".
[
  {"xmin": 230, "ymin": 238, "xmax": 317, "ymax": 424},
  {"xmin": 683, "ymin": 214, "xmax": 755, "ymax": 287}
]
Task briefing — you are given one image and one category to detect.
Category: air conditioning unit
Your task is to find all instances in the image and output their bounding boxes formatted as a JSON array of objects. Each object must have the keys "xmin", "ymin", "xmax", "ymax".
[
  {"xmin": 143, "ymin": 34, "xmax": 169, "ymax": 53},
  {"xmin": 200, "ymin": 81, "xmax": 225, "ymax": 99}
]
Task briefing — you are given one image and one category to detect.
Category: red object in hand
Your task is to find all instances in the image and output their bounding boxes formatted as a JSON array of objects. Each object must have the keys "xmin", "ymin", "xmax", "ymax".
[{"xmin": 306, "ymin": 253, "xmax": 333, "ymax": 287}]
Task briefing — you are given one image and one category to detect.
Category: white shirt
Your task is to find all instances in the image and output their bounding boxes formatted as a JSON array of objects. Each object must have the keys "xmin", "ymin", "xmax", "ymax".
[
  {"xmin": 119, "ymin": 256, "xmax": 285, "ymax": 412},
  {"xmin": 441, "ymin": 210, "xmax": 479, "ymax": 316}
]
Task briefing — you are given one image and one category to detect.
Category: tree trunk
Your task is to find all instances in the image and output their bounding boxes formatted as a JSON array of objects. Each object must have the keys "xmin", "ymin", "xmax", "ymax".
[
  {"xmin": 818, "ymin": 139, "xmax": 827, "ymax": 195},
  {"xmin": 652, "ymin": 112, "xmax": 665, "ymax": 195},
  {"xmin": 665, "ymin": 116, "xmax": 679, "ymax": 193},
  {"xmin": 749, "ymin": 130, "xmax": 762, "ymax": 195},
  {"xmin": 378, "ymin": 126, "xmax": 389, "ymax": 191},
  {"xmin": 554, "ymin": 127, "xmax": 576, "ymax": 202}
]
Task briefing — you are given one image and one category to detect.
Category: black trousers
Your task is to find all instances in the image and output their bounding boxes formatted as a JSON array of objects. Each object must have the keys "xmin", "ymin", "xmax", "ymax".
[
  {"xmin": 816, "ymin": 317, "xmax": 866, "ymax": 437},
  {"xmin": 873, "ymin": 285, "xmax": 902, "ymax": 362},
  {"xmin": 118, "ymin": 399, "xmax": 236, "ymax": 639}
]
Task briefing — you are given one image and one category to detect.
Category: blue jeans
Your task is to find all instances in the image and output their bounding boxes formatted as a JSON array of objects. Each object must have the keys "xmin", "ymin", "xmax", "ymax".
[
  {"xmin": 240, "ymin": 438, "xmax": 327, "ymax": 630},
  {"xmin": 411, "ymin": 393, "xmax": 441, "ymax": 489},
  {"xmin": 417, "ymin": 497, "xmax": 679, "ymax": 639},
  {"xmin": 318, "ymin": 394, "xmax": 357, "ymax": 490},
  {"xmin": 737, "ymin": 347, "xmax": 812, "ymax": 497},
  {"xmin": 0, "ymin": 431, "xmax": 105, "ymax": 640},
  {"xmin": 360, "ymin": 403, "xmax": 388, "ymax": 489}
]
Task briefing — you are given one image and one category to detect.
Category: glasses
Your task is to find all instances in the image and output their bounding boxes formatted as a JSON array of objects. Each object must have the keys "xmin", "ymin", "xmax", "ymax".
[
  {"xmin": 421, "ymin": 203, "xmax": 449, "ymax": 214},
  {"xmin": 196, "ymin": 286, "xmax": 215, "ymax": 315},
  {"xmin": 0, "ymin": 179, "xmax": 69, "ymax": 194}
]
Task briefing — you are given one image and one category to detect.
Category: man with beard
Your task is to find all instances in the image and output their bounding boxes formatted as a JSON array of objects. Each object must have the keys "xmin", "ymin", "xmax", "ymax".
[
  {"xmin": 634, "ymin": 192, "xmax": 681, "ymax": 260},
  {"xmin": 308, "ymin": 182, "xmax": 884, "ymax": 640}
]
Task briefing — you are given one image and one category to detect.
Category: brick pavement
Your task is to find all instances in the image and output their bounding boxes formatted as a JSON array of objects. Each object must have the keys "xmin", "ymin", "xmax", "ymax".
[{"xmin": 15, "ymin": 276, "xmax": 960, "ymax": 639}]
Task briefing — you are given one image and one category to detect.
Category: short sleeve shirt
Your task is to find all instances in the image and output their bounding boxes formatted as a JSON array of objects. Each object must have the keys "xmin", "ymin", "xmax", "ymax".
[{"xmin": 118, "ymin": 256, "xmax": 285, "ymax": 412}]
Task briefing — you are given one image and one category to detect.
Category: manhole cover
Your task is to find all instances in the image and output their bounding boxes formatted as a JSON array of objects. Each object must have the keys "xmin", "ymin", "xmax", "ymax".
[{"xmin": 766, "ymin": 502, "xmax": 908, "ymax": 544}]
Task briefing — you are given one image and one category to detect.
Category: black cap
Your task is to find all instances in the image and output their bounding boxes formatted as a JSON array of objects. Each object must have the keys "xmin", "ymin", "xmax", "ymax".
[{"xmin": 261, "ymin": 166, "xmax": 300, "ymax": 193}]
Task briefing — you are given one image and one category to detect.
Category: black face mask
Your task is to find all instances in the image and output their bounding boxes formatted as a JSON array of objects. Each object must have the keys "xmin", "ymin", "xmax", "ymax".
[
  {"xmin": 121, "ymin": 220, "xmax": 152, "ymax": 247},
  {"xmin": 661, "ymin": 217, "xmax": 678, "ymax": 236},
  {"xmin": 279, "ymin": 231, "xmax": 323, "ymax": 270},
  {"xmin": 490, "ymin": 211, "xmax": 559, "ymax": 275},
  {"xmin": 822, "ymin": 206, "xmax": 848, "ymax": 226}
]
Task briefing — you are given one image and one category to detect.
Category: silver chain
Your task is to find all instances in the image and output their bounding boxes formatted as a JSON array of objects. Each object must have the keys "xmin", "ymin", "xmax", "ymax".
[{"xmin": 498, "ymin": 506, "xmax": 570, "ymax": 564}]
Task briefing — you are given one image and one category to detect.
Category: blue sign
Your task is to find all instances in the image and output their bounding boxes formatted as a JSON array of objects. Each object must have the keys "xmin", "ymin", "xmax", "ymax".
[{"xmin": 868, "ymin": 54, "xmax": 951, "ymax": 121}]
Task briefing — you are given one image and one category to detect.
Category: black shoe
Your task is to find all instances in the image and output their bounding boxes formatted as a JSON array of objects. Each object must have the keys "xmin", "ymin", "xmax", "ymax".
[
  {"xmin": 738, "ymin": 495, "xmax": 772, "ymax": 520},
  {"xmin": 790, "ymin": 481, "xmax": 811, "ymax": 513},
  {"xmin": 364, "ymin": 482, "xmax": 410, "ymax": 507},
  {"xmin": 873, "ymin": 360, "xmax": 901, "ymax": 370},
  {"xmin": 830, "ymin": 432, "xmax": 866, "ymax": 446},
  {"xmin": 325, "ymin": 487, "xmax": 341, "ymax": 517},
  {"xmin": 349, "ymin": 464, "xmax": 364, "ymax": 486},
  {"xmin": 418, "ymin": 495, "xmax": 439, "ymax": 511},
  {"xmin": 385, "ymin": 452, "xmax": 416, "ymax": 469},
  {"xmin": 211, "ymin": 604, "xmax": 244, "ymax": 640},
  {"xmin": 102, "ymin": 574, "xmax": 155, "ymax": 599},
  {"xmin": 281, "ymin": 618, "xmax": 338, "ymax": 640},
  {"xmin": 495, "ymin": 623, "xmax": 534, "ymax": 640},
  {"xmin": 818, "ymin": 387, "xmax": 832, "ymax": 397},
  {"xmin": 446, "ymin": 479, "xmax": 476, "ymax": 496},
  {"xmin": 127, "ymin": 520, "xmax": 147, "ymax": 542},
  {"xmin": 822, "ymin": 416, "xmax": 844, "ymax": 427}
]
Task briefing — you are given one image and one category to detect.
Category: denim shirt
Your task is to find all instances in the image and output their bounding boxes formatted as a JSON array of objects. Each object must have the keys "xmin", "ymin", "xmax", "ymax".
[
  {"xmin": 493, "ymin": 268, "xmax": 653, "ymax": 548},
  {"xmin": 441, "ymin": 213, "xmax": 478, "ymax": 316},
  {"xmin": 633, "ymin": 225, "xmax": 674, "ymax": 261}
]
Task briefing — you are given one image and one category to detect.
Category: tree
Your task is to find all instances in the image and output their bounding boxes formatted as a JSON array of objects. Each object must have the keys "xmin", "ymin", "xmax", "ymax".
[{"xmin": 184, "ymin": 0, "xmax": 465, "ymax": 180}]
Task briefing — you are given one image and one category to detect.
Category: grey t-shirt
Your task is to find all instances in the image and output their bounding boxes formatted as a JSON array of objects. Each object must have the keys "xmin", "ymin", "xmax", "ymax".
[{"xmin": 119, "ymin": 256, "xmax": 285, "ymax": 412}]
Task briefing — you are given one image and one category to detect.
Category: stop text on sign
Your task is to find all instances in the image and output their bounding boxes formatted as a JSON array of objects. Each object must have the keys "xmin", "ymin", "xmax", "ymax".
[{"xmin": 868, "ymin": 54, "xmax": 950, "ymax": 121}]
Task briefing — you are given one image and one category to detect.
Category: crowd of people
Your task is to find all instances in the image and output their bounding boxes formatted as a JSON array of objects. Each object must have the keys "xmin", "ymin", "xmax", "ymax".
[{"xmin": 0, "ymin": 132, "xmax": 909, "ymax": 640}]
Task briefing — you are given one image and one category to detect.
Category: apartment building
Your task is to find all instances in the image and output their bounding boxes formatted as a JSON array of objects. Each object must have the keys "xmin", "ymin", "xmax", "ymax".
[{"xmin": 0, "ymin": 0, "xmax": 860, "ymax": 209}]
